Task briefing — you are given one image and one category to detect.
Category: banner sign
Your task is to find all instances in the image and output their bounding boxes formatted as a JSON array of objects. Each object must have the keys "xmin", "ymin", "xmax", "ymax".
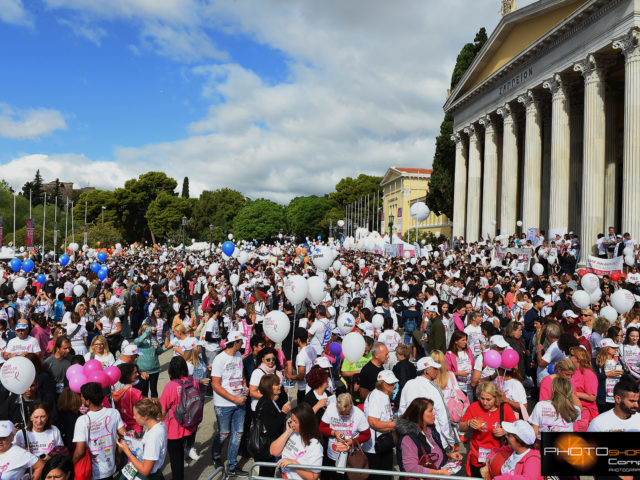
[
  {"xmin": 26, "ymin": 218, "xmax": 34, "ymax": 248},
  {"xmin": 586, "ymin": 255, "xmax": 623, "ymax": 276},
  {"xmin": 385, "ymin": 244, "xmax": 397, "ymax": 257},
  {"xmin": 83, "ymin": 224, "xmax": 88, "ymax": 246},
  {"xmin": 526, "ymin": 227, "xmax": 537, "ymax": 243},
  {"xmin": 493, "ymin": 246, "xmax": 533, "ymax": 267}
]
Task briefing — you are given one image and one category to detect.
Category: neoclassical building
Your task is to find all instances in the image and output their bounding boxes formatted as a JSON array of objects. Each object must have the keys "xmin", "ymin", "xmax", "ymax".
[{"xmin": 444, "ymin": 0, "xmax": 640, "ymax": 261}]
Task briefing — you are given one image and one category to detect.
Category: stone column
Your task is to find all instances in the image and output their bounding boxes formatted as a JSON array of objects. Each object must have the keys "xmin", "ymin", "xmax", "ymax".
[
  {"xmin": 479, "ymin": 114, "xmax": 498, "ymax": 238},
  {"xmin": 543, "ymin": 74, "xmax": 571, "ymax": 234},
  {"xmin": 574, "ymin": 54, "xmax": 612, "ymax": 262},
  {"xmin": 451, "ymin": 132, "xmax": 467, "ymax": 239},
  {"xmin": 465, "ymin": 124, "xmax": 482, "ymax": 242},
  {"xmin": 497, "ymin": 103, "xmax": 517, "ymax": 235},
  {"xmin": 518, "ymin": 90, "xmax": 543, "ymax": 233},
  {"xmin": 569, "ymin": 92, "xmax": 583, "ymax": 234},
  {"xmin": 604, "ymin": 85, "xmax": 619, "ymax": 231},
  {"xmin": 614, "ymin": 27, "xmax": 640, "ymax": 241}
]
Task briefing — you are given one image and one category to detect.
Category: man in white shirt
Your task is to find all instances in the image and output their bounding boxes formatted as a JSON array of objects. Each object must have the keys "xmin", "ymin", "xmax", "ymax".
[
  {"xmin": 308, "ymin": 305, "xmax": 330, "ymax": 355},
  {"xmin": 588, "ymin": 380, "xmax": 640, "ymax": 432},
  {"xmin": 3, "ymin": 321, "xmax": 41, "ymax": 359},
  {"xmin": 286, "ymin": 328, "xmax": 317, "ymax": 404},
  {"xmin": 398, "ymin": 356, "xmax": 455, "ymax": 447},
  {"xmin": 211, "ymin": 331, "xmax": 247, "ymax": 475}
]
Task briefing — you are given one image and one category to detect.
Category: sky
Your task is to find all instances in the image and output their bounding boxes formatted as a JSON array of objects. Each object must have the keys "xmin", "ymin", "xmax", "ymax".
[{"xmin": 0, "ymin": 0, "xmax": 538, "ymax": 203}]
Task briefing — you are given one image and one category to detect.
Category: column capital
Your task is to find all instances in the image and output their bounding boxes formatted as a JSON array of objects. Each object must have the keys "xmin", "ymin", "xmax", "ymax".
[
  {"xmin": 517, "ymin": 90, "xmax": 542, "ymax": 113},
  {"xmin": 463, "ymin": 124, "xmax": 478, "ymax": 140},
  {"xmin": 542, "ymin": 73, "xmax": 571, "ymax": 99},
  {"xmin": 574, "ymin": 54, "xmax": 616, "ymax": 85},
  {"xmin": 496, "ymin": 103, "xmax": 514, "ymax": 123},
  {"xmin": 478, "ymin": 114, "xmax": 495, "ymax": 131},
  {"xmin": 450, "ymin": 132, "xmax": 463, "ymax": 144},
  {"xmin": 613, "ymin": 26, "xmax": 640, "ymax": 62}
]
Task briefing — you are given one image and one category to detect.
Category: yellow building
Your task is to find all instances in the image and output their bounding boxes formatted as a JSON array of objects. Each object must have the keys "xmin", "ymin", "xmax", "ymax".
[{"xmin": 380, "ymin": 167, "xmax": 452, "ymax": 239}]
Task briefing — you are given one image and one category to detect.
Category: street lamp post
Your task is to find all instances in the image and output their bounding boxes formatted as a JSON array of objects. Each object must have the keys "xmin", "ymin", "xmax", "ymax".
[
  {"xmin": 101, "ymin": 206, "xmax": 106, "ymax": 224},
  {"xmin": 209, "ymin": 224, "xmax": 213, "ymax": 254},
  {"xmin": 388, "ymin": 215, "xmax": 394, "ymax": 239},
  {"xmin": 181, "ymin": 216, "xmax": 187, "ymax": 256}
]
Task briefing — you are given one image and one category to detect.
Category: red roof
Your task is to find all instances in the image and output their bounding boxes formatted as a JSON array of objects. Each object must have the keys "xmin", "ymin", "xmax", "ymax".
[{"xmin": 395, "ymin": 167, "xmax": 432, "ymax": 175}]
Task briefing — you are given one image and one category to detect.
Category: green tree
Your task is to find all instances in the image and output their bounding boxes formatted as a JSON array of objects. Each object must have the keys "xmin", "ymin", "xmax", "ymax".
[
  {"xmin": 146, "ymin": 192, "xmax": 192, "ymax": 241},
  {"xmin": 192, "ymin": 188, "xmax": 247, "ymax": 235},
  {"xmin": 427, "ymin": 27, "xmax": 488, "ymax": 218},
  {"xmin": 324, "ymin": 174, "xmax": 382, "ymax": 227},
  {"xmin": 74, "ymin": 189, "xmax": 118, "ymax": 226},
  {"xmin": 233, "ymin": 199, "xmax": 285, "ymax": 242},
  {"xmin": 21, "ymin": 170, "xmax": 44, "ymax": 205},
  {"xmin": 87, "ymin": 222, "xmax": 123, "ymax": 248},
  {"xmin": 181, "ymin": 177, "xmax": 190, "ymax": 198},
  {"xmin": 285, "ymin": 196, "xmax": 331, "ymax": 239},
  {"xmin": 50, "ymin": 179, "xmax": 63, "ymax": 207}
]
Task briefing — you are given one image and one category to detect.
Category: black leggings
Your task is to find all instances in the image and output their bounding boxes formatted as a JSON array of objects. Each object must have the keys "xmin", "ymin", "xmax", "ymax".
[
  {"xmin": 167, "ymin": 437, "xmax": 185, "ymax": 480},
  {"xmin": 138, "ymin": 372, "xmax": 160, "ymax": 398},
  {"xmin": 366, "ymin": 450, "xmax": 394, "ymax": 480}
]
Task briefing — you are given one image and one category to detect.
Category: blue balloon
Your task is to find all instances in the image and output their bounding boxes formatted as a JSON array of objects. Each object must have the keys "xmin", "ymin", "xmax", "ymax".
[
  {"xmin": 317, "ymin": 236, "xmax": 322, "ymax": 240},
  {"xmin": 59, "ymin": 254, "xmax": 70, "ymax": 267},
  {"xmin": 91, "ymin": 262, "xmax": 101, "ymax": 273},
  {"xmin": 222, "ymin": 241, "xmax": 235, "ymax": 257},
  {"xmin": 97, "ymin": 269, "xmax": 108, "ymax": 281},
  {"xmin": 97, "ymin": 251, "xmax": 107, "ymax": 263},
  {"xmin": 36, "ymin": 274, "xmax": 46, "ymax": 284},
  {"xmin": 22, "ymin": 259, "xmax": 34, "ymax": 273},
  {"xmin": 9, "ymin": 258, "xmax": 22, "ymax": 272}
]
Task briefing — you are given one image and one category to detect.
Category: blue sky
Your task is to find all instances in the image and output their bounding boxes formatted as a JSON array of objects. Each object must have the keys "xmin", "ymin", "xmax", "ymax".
[{"xmin": 0, "ymin": 0, "xmax": 525, "ymax": 202}]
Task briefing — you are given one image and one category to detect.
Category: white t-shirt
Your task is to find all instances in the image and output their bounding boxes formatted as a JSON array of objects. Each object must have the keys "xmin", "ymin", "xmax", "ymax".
[
  {"xmin": 99, "ymin": 316, "xmax": 121, "ymax": 336},
  {"xmin": 308, "ymin": 318, "xmax": 329, "ymax": 355},
  {"xmin": 455, "ymin": 351, "xmax": 473, "ymax": 388},
  {"xmin": 295, "ymin": 345, "xmax": 317, "ymax": 392},
  {"xmin": 537, "ymin": 342, "xmax": 565, "ymax": 386},
  {"xmin": 501, "ymin": 449, "xmax": 530, "ymax": 474},
  {"xmin": 529, "ymin": 400, "xmax": 581, "ymax": 439},
  {"xmin": 142, "ymin": 422, "xmax": 167, "ymax": 474},
  {"xmin": 211, "ymin": 350, "xmax": 244, "ymax": 407},
  {"xmin": 73, "ymin": 408, "xmax": 125, "ymax": 480},
  {"xmin": 587, "ymin": 409, "xmax": 640, "ymax": 432},
  {"xmin": 280, "ymin": 434, "xmax": 323, "ymax": 480},
  {"xmin": 464, "ymin": 324, "xmax": 484, "ymax": 357},
  {"xmin": 249, "ymin": 367, "xmax": 268, "ymax": 411},
  {"xmin": 497, "ymin": 379, "xmax": 528, "ymax": 419},
  {"xmin": 363, "ymin": 388, "xmax": 393, "ymax": 454},
  {"xmin": 321, "ymin": 401, "xmax": 370, "ymax": 460},
  {"xmin": 378, "ymin": 330, "xmax": 401, "ymax": 353},
  {"xmin": 170, "ymin": 336, "xmax": 191, "ymax": 357},
  {"xmin": 5, "ymin": 336, "xmax": 41, "ymax": 355},
  {"xmin": 202, "ymin": 317, "xmax": 221, "ymax": 352},
  {"xmin": 14, "ymin": 427, "xmax": 64, "ymax": 456},
  {"xmin": 66, "ymin": 323, "xmax": 88, "ymax": 355},
  {"xmin": 0, "ymin": 445, "xmax": 39, "ymax": 480},
  {"xmin": 84, "ymin": 352, "xmax": 116, "ymax": 367}
]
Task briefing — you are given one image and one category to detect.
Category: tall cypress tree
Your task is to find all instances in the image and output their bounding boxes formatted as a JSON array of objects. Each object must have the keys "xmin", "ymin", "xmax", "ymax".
[
  {"xmin": 181, "ymin": 177, "xmax": 190, "ymax": 199},
  {"xmin": 426, "ymin": 28, "xmax": 487, "ymax": 218}
]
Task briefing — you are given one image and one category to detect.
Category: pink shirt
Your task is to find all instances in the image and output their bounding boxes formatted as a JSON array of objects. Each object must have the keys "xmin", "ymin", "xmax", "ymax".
[
  {"xmin": 30, "ymin": 325, "xmax": 51, "ymax": 355},
  {"xmin": 160, "ymin": 376, "xmax": 199, "ymax": 439},
  {"xmin": 571, "ymin": 368, "xmax": 599, "ymax": 428}
]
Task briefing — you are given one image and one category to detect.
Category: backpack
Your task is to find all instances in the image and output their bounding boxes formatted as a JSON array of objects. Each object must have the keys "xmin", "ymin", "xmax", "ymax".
[
  {"xmin": 403, "ymin": 311, "xmax": 417, "ymax": 334},
  {"xmin": 173, "ymin": 378, "xmax": 203, "ymax": 429}
]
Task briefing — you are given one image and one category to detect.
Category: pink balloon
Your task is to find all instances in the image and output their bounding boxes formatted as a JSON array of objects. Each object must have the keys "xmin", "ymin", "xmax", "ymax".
[
  {"xmin": 83, "ymin": 359, "xmax": 103, "ymax": 377},
  {"xmin": 501, "ymin": 349, "xmax": 520, "ymax": 370},
  {"xmin": 69, "ymin": 374, "xmax": 87, "ymax": 393},
  {"xmin": 87, "ymin": 371, "xmax": 109, "ymax": 389},
  {"xmin": 484, "ymin": 349, "xmax": 502, "ymax": 369},
  {"xmin": 103, "ymin": 366, "xmax": 121, "ymax": 386},
  {"xmin": 66, "ymin": 364, "xmax": 84, "ymax": 381}
]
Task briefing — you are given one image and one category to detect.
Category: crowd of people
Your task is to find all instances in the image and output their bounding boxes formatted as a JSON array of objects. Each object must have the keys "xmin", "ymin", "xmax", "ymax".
[{"xmin": 0, "ymin": 230, "xmax": 639, "ymax": 480}]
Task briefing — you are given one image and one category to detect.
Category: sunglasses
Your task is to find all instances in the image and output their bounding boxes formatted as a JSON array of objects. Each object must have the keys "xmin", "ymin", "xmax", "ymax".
[{"xmin": 263, "ymin": 357, "xmax": 276, "ymax": 363}]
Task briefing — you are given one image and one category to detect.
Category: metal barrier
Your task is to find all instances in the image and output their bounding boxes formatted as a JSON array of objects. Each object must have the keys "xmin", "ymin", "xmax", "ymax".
[
  {"xmin": 247, "ymin": 461, "xmax": 482, "ymax": 480},
  {"xmin": 203, "ymin": 466, "xmax": 226, "ymax": 480}
]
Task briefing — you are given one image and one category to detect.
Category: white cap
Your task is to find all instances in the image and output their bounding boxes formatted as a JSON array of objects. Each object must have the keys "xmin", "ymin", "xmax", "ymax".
[
  {"xmin": 314, "ymin": 357, "xmax": 332, "ymax": 369},
  {"xmin": 502, "ymin": 420, "xmax": 535, "ymax": 445},
  {"xmin": 122, "ymin": 344, "xmax": 139, "ymax": 356},
  {"xmin": 377, "ymin": 370, "xmax": 399, "ymax": 384},
  {"xmin": 416, "ymin": 356, "xmax": 441, "ymax": 371},
  {"xmin": 327, "ymin": 306, "xmax": 336, "ymax": 318},
  {"xmin": 236, "ymin": 308, "xmax": 247, "ymax": 317},
  {"xmin": 226, "ymin": 331, "xmax": 245, "ymax": 343},
  {"xmin": 426, "ymin": 279, "xmax": 436, "ymax": 287},
  {"xmin": 0, "ymin": 421, "xmax": 13, "ymax": 438},
  {"xmin": 426, "ymin": 305, "xmax": 438, "ymax": 313},
  {"xmin": 600, "ymin": 338, "xmax": 618, "ymax": 348},
  {"xmin": 183, "ymin": 337, "xmax": 199, "ymax": 351},
  {"xmin": 324, "ymin": 294, "xmax": 332, "ymax": 303},
  {"xmin": 408, "ymin": 298, "xmax": 417, "ymax": 306},
  {"xmin": 331, "ymin": 327, "xmax": 343, "ymax": 336},
  {"xmin": 489, "ymin": 335, "xmax": 509, "ymax": 349},
  {"xmin": 562, "ymin": 310, "xmax": 579, "ymax": 319}
]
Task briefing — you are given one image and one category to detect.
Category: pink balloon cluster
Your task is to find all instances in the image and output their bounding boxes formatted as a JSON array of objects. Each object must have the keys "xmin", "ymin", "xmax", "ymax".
[
  {"xmin": 483, "ymin": 349, "xmax": 519, "ymax": 370},
  {"xmin": 65, "ymin": 360, "xmax": 121, "ymax": 393}
]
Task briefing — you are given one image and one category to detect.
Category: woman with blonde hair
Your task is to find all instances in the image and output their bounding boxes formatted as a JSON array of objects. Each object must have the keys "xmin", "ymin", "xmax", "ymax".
[
  {"xmin": 538, "ymin": 357, "xmax": 576, "ymax": 401},
  {"xmin": 84, "ymin": 335, "xmax": 115, "ymax": 366},
  {"xmin": 164, "ymin": 324, "xmax": 190, "ymax": 357},
  {"xmin": 529, "ymin": 376, "xmax": 581, "ymax": 440},
  {"xmin": 594, "ymin": 337, "xmax": 626, "ymax": 412},
  {"xmin": 430, "ymin": 350, "xmax": 460, "ymax": 400}
]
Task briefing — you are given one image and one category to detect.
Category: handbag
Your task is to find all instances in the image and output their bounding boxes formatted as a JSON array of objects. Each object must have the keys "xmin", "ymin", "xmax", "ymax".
[
  {"xmin": 446, "ymin": 374, "xmax": 470, "ymax": 423},
  {"xmin": 346, "ymin": 440, "xmax": 369, "ymax": 480},
  {"xmin": 247, "ymin": 403, "xmax": 272, "ymax": 460},
  {"xmin": 74, "ymin": 417, "xmax": 92, "ymax": 480},
  {"xmin": 374, "ymin": 431, "xmax": 395, "ymax": 454}
]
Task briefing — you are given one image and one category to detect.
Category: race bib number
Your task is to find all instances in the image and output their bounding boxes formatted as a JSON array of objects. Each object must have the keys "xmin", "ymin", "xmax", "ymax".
[
  {"xmin": 121, "ymin": 463, "xmax": 139, "ymax": 480},
  {"xmin": 478, "ymin": 447, "xmax": 491, "ymax": 463}
]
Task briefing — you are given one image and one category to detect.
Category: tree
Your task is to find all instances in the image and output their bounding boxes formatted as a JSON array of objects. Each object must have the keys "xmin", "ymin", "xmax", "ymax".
[
  {"xmin": 21, "ymin": 170, "xmax": 44, "ymax": 205},
  {"xmin": 426, "ymin": 27, "xmax": 488, "ymax": 218},
  {"xmin": 50, "ymin": 179, "xmax": 63, "ymax": 207},
  {"xmin": 145, "ymin": 192, "xmax": 192, "ymax": 241},
  {"xmin": 286, "ymin": 196, "xmax": 331, "ymax": 239},
  {"xmin": 181, "ymin": 177, "xmax": 190, "ymax": 198},
  {"xmin": 192, "ymin": 188, "xmax": 247, "ymax": 235},
  {"xmin": 74, "ymin": 189, "xmax": 118, "ymax": 226},
  {"xmin": 233, "ymin": 199, "xmax": 285, "ymax": 242},
  {"xmin": 87, "ymin": 222, "xmax": 123, "ymax": 248},
  {"xmin": 324, "ymin": 174, "xmax": 382, "ymax": 227},
  {"xmin": 0, "ymin": 179, "xmax": 14, "ymax": 194}
]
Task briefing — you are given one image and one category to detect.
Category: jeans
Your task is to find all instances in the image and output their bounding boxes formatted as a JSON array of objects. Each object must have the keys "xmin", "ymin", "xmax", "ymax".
[
  {"xmin": 403, "ymin": 332, "xmax": 412, "ymax": 345},
  {"xmin": 212, "ymin": 404, "xmax": 245, "ymax": 470}
]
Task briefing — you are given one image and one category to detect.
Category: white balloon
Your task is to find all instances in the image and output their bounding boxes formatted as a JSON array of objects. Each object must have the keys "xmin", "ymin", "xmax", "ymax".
[
  {"xmin": 589, "ymin": 288, "xmax": 601, "ymax": 304},
  {"xmin": 623, "ymin": 247, "xmax": 634, "ymax": 257},
  {"xmin": 73, "ymin": 285, "xmax": 84, "ymax": 297},
  {"xmin": 532, "ymin": 263, "xmax": 544, "ymax": 276},
  {"xmin": 68, "ymin": 243, "xmax": 79, "ymax": 252},
  {"xmin": 409, "ymin": 202, "xmax": 430, "ymax": 222},
  {"xmin": 625, "ymin": 255, "xmax": 636, "ymax": 266},
  {"xmin": 333, "ymin": 260, "xmax": 342, "ymax": 271},
  {"xmin": 433, "ymin": 251, "xmax": 440, "ymax": 258},
  {"xmin": 238, "ymin": 252, "xmax": 250, "ymax": 265},
  {"xmin": 230, "ymin": 274, "xmax": 239, "ymax": 286},
  {"xmin": 76, "ymin": 264, "xmax": 83, "ymax": 272},
  {"xmin": 516, "ymin": 220, "xmax": 523, "ymax": 227},
  {"xmin": 358, "ymin": 259, "xmax": 366, "ymax": 269},
  {"xmin": 548, "ymin": 254, "xmax": 557, "ymax": 265},
  {"xmin": 221, "ymin": 252, "xmax": 230, "ymax": 261},
  {"xmin": 0, "ymin": 357, "xmax": 36, "ymax": 394},
  {"xmin": 372, "ymin": 314, "xmax": 384, "ymax": 330},
  {"xmin": 228, "ymin": 234, "xmax": 234, "ymax": 240},
  {"xmin": 337, "ymin": 313, "xmax": 356, "ymax": 334},
  {"xmin": 421, "ymin": 239, "xmax": 426, "ymax": 245},
  {"xmin": 209, "ymin": 263, "xmax": 219, "ymax": 275},
  {"xmin": 435, "ymin": 231, "xmax": 440, "ymax": 239},
  {"xmin": 581, "ymin": 273, "xmax": 600, "ymax": 293},
  {"xmin": 307, "ymin": 276, "xmax": 327, "ymax": 304},
  {"xmin": 611, "ymin": 289, "xmax": 635, "ymax": 314},
  {"xmin": 343, "ymin": 332, "xmax": 366, "ymax": 363},
  {"xmin": 12, "ymin": 277, "xmax": 27, "ymax": 292},
  {"xmin": 600, "ymin": 305, "xmax": 619, "ymax": 324},
  {"xmin": 337, "ymin": 220, "xmax": 345, "ymax": 228},
  {"xmin": 572, "ymin": 290, "xmax": 591, "ymax": 310},
  {"xmin": 443, "ymin": 259, "xmax": 450, "ymax": 268},
  {"xmin": 312, "ymin": 246, "xmax": 333, "ymax": 271},
  {"xmin": 328, "ymin": 277, "xmax": 338, "ymax": 289},
  {"xmin": 284, "ymin": 275, "xmax": 309, "ymax": 305},
  {"xmin": 263, "ymin": 310, "xmax": 291, "ymax": 343},
  {"xmin": 340, "ymin": 266, "xmax": 349, "ymax": 277}
]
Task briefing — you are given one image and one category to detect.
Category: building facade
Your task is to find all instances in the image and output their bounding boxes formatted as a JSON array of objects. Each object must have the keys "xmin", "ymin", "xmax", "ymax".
[
  {"xmin": 380, "ymin": 167, "xmax": 452, "ymax": 239},
  {"xmin": 444, "ymin": 0, "xmax": 639, "ymax": 261}
]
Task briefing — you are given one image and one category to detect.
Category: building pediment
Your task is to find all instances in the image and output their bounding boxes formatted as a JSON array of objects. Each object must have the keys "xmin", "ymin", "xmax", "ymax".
[{"xmin": 445, "ymin": 0, "xmax": 590, "ymax": 112}]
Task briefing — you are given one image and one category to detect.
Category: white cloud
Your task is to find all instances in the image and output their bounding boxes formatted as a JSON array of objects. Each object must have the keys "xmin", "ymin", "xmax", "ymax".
[
  {"xmin": 0, "ymin": 103, "xmax": 67, "ymax": 140},
  {"xmin": 57, "ymin": 17, "xmax": 107, "ymax": 45},
  {"xmin": 0, "ymin": 0, "xmax": 33, "ymax": 26}
]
